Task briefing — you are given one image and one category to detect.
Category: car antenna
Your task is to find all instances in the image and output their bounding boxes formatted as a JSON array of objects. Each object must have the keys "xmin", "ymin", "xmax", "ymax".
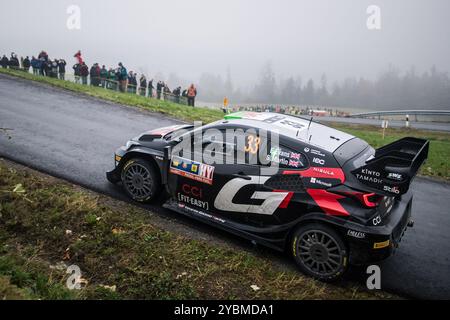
[{"xmin": 307, "ymin": 117, "xmax": 313, "ymax": 142}]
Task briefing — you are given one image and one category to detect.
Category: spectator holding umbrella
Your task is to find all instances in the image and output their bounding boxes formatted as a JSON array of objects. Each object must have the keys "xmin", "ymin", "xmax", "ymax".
[{"xmin": 38, "ymin": 50, "xmax": 48, "ymax": 62}]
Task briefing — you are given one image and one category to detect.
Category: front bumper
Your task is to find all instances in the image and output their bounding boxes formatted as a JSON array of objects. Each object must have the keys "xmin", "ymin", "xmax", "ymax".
[
  {"xmin": 346, "ymin": 191, "xmax": 413, "ymax": 264},
  {"xmin": 106, "ymin": 147, "xmax": 127, "ymax": 183}
]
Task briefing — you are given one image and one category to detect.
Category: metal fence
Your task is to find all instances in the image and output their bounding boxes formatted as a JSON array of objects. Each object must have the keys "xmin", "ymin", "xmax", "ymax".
[{"xmin": 4, "ymin": 66, "xmax": 189, "ymax": 106}]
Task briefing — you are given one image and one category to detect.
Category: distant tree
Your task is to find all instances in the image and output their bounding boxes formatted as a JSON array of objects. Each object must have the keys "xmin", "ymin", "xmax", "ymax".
[
  {"xmin": 303, "ymin": 79, "xmax": 315, "ymax": 105},
  {"xmin": 316, "ymin": 73, "xmax": 329, "ymax": 105},
  {"xmin": 224, "ymin": 67, "xmax": 234, "ymax": 98},
  {"xmin": 280, "ymin": 77, "xmax": 298, "ymax": 104},
  {"xmin": 253, "ymin": 62, "xmax": 276, "ymax": 103}
]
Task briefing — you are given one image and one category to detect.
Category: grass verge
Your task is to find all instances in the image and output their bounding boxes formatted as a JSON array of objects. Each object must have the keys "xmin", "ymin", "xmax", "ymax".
[
  {"xmin": 1, "ymin": 67, "xmax": 449, "ymax": 180},
  {"xmin": 0, "ymin": 159, "xmax": 397, "ymax": 300}
]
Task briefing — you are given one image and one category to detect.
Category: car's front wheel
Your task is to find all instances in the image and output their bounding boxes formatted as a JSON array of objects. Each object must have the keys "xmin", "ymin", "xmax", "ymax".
[
  {"xmin": 121, "ymin": 158, "xmax": 160, "ymax": 203},
  {"xmin": 291, "ymin": 223, "xmax": 348, "ymax": 281}
]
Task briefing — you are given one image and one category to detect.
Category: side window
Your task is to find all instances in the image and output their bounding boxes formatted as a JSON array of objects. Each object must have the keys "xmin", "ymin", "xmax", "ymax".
[{"xmin": 266, "ymin": 145, "xmax": 308, "ymax": 169}]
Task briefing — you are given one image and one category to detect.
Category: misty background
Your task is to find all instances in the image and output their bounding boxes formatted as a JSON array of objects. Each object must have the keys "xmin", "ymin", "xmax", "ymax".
[{"xmin": 1, "ymin": 0, "xmax": 449, "ymax": 109}]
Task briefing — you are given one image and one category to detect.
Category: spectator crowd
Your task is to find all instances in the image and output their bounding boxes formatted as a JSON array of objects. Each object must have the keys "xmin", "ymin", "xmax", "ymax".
[{"xmin": 1, "ymin": 50, "xmax": 198, "ymax": 106}]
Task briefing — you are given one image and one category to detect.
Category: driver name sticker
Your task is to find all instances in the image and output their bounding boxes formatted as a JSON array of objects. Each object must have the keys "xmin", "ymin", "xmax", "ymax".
[{"xmin": 170, "ymin": 156, "xmax": 214, "ymax": 185}]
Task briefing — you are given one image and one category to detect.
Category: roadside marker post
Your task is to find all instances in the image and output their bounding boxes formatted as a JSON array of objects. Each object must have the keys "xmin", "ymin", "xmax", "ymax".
[{"xmin": 381, "ymin": 120, "xmax": 388, "ymax": 139}]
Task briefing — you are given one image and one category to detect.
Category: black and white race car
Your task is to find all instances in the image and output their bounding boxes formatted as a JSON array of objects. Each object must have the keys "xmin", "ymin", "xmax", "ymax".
[{"xmin": 106, "ymin": 111, "xmax": 429, "ymax": 281}]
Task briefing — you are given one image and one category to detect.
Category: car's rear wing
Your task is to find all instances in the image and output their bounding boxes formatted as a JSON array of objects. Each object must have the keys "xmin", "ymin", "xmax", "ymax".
[{"xmin": 351, "ymin": 137, "xmax": 429, "ymax": 196}]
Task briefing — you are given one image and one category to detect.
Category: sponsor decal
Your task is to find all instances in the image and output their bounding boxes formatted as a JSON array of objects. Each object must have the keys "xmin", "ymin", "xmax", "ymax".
[
  {"xmin": 263, "ymin": 115, "xmax": 285, "ymax": 124},
  {"xmin": 280, "ymin": 120, "xmax": 305, "ymax": 129},
  {"xmin": 290, "ymin": 152, "xmax": 301, "ymax": 160},
  {"xmin": 312, "ymin": 157, "xmax": 325, "ymax": 165},
  {"xmin": 387, "ymin": 172, "xmax": 403, "ymax": 181},
  {"xmin": 181, "ymin": 203, "xmax": 226, "ymax": 223},
  {"xmin": 372, "ymin": 215, "xmax": 382, "ymax": 225},
  {"xmin": 311, "ymin": 149, "xmax": 326, "ymax": 157},
  {"xmin": 170, "ymin": 156, "xmax": 214, "ymax": 185},
  {"xmin": 288, "ymin": 160, "xmax": 300, "ymax": 168},
  {"xmin": 267, "ymin": 147, "xmax": 305, "ymax": 168},
  {"xmin": 383, "ymin": 197, "xmax": 394, "ymax": 213},
  {"xmin": 355, "ymin": 173, "xmax": 383, "ymax": 184},
  {"xmin": 310, "ymin": 177, "xmax": 332, "ymax": 188},
  {"xmin": 312, "ymin": 167, "xmax": 335, "ymax": 176},
  {"xmin": 383, "ymin": 185, "xmax": 400, "ymax": 194},
  {"xmin": 283, "ymin": 167, "xmax": 346, "ymax": 183},
  {"xmin": 361, "ymin": 169, "xmax": 381, "ymax": 177},
  {"xmin": 177, "ymin": 193, "xmax": 209, "ymax": 210},
  {"xmin": 214, "ymin": 176, "xmax": 290, "ymax": 215},
  {"xmin": 303, "ymin": 147, "xmax": 325, "ymax": 157},
  {"xmin": 181, "ymin": 184, "xmax": 203, "ymax": 198},
  {"xmin": 347, "ymin": 230, "xmax": 366, "ymax": 239}
]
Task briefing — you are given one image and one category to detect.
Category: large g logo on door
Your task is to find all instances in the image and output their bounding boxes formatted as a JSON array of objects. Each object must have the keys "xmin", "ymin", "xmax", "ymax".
[{"xmin": 214, "ymin": 176, "xmax": 290, "ymax": 215}]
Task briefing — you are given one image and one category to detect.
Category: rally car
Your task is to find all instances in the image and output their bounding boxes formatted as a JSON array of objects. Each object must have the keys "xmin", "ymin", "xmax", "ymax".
[{"xmin": 106, "ymin": 111, "xmax": 429, "ymax": 281}]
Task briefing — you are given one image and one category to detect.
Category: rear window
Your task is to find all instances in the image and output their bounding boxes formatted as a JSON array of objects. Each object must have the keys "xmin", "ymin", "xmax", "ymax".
[{"xmin": 333, "ymin": 138, "xmax": 370, "ymax": 167}]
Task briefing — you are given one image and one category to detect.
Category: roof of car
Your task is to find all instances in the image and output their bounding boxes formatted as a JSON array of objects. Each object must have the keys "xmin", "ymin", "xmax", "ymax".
[{"xmin": 221, "ymin": 111, "xmax": 355, "ymax": 153}]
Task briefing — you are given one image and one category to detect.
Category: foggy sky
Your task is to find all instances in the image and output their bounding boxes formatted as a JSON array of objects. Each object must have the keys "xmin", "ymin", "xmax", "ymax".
[{"xmin": 1, "ymin": 0, "xmax": 449, "ymax": 89}]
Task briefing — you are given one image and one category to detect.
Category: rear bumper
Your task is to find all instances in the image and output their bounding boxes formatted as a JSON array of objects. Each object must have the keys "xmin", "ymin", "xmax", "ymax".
[{"xmin": 346, "ymin": 191, "xmax": 413, "ymax": 264}]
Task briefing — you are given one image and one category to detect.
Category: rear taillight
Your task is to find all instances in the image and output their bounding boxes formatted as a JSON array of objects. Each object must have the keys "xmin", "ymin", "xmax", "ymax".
[
  {"xmin": 342, "ymin": 191, "xmax": 383, "ymax": 208},
  {"xmin": 361, "ymin": 193, "xmax": 382, "ymax": 207},
  {"xmin": 331, "ymin": 189, "xmax": 383, "ymax": 208}
]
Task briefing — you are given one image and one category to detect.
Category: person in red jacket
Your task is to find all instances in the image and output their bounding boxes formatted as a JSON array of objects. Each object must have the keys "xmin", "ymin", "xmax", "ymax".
[
  {"xmin": 74, "ymin": 50, "xmax": 83, "ymax": 64},
  {"xmin": 187, "ymin": 84, "xmax": 197, "ymax": 107}
]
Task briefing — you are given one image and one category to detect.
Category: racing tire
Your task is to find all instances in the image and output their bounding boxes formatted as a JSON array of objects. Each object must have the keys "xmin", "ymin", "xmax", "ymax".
[
  {"xmin": 291, "ymin": 223, "xmax": 348, "ymax": 282},
  {"xmin": 121, "ymin": 158, "xmax": 160, "ymax": 203}
]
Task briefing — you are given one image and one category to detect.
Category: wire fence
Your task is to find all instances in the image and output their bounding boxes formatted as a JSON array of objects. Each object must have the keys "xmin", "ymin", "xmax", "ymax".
[{"xmin": 3, "ymin": 65, "xmax": 189, "ymax": 106}]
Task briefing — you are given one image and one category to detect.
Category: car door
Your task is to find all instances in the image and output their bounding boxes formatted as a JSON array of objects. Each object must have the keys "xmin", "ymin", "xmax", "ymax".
[{"xmin": 167, "ymin": 127, "xmax": 259, "ymax": 223}]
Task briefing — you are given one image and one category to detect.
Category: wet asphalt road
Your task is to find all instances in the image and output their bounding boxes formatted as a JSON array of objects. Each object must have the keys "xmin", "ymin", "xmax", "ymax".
[{"xmin": 1, "ymin": 74, "xmax": 449, "ymax": 299}]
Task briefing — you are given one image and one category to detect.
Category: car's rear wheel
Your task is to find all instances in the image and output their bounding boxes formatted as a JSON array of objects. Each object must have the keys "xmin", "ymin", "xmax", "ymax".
[
  {"xmin": 292, "ymin": 223, "xmax": 348, "ymax": 281},
  {"xmin": 121, "ymin": 158, "xmax": 160, "ymax": 203}
]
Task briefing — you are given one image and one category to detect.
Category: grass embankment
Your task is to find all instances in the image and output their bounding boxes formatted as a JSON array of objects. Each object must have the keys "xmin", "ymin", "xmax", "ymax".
[
  {"xmin": 1, "ymin": 67, "xmax": 449, "ymax": 180},
  {"xmin": 0, "ymin": 160, "xmax": 396, "ymax": 300}
]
